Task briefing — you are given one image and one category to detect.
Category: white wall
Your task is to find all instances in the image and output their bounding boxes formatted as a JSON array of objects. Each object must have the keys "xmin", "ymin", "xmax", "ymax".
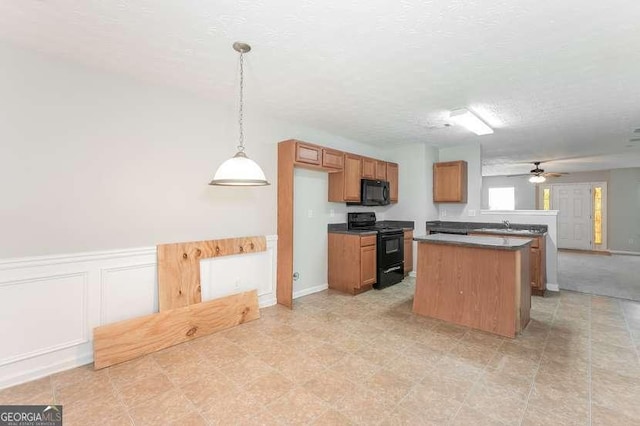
[
  {"xmin": 482, "ymin": 176, "xmax": 536, "ymax": 210},
  {"xmin": 609, "ymin": 168, "xmax": 640, "ymax": 252},
  {"xmin": 438, "ymin": 143, "xmax": 482, "ymax": 219},
  {"xmin": 0, "ymin": 41, "xmax": 374, "ymax": 259}
]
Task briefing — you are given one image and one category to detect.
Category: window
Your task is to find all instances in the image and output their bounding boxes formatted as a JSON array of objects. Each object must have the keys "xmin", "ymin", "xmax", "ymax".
[
  {"xmin": 543, "ymin": 188, "xmax": 551, "ymax": 210},
  {"xmin": 488, "ymin": 187, "xmax": 515, "ymax": 210},
  {"xmin": 594, "ymin": 187, "xmax": 602, "ymax": 245}
]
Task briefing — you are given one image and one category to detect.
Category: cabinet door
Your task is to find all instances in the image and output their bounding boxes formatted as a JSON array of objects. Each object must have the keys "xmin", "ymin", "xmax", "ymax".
[
  {"xmin": 295, "ymin": 142, "xmax": 321, "ymax": 165},
  {"xmin": 362, "ymin": 158, "xmax": 376, "ymax": 179},
  {"xmin": 386, "ymin": 162, "xmax": 399, "ymax": 203},
  {"xmin": 433, "ymin": 161, "xmax": 467, "ymax": 202},
  {"xmin": 344, "ymin": 154, "xmax": 362, "ymax": 202},
  {"xmin": 360, "ymin": 245, "xmax": 377, "ymax": 287},
  {"xmin": 403, "ymin": 231, "xmax": 413, "ymax": 274},
  {"xmin": 530, "ymin": 247, "xmax": 541, "ymax": 289},
  {"xmin": 322, "ymin": 149, "xmax": 344, "ymax": 169},
  {"xmin": 375, "ymin": 161, "xmax": 387, "ymax": 180}
]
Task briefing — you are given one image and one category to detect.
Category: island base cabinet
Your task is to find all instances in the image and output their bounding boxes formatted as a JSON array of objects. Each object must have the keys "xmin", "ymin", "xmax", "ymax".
[
  {"xmin": 403, "ymin": 230, "xmax": 413, "ymax": 275},
  {"xmin": 413, "ymin": 242, "xmax": 530, "ymax": 338}
]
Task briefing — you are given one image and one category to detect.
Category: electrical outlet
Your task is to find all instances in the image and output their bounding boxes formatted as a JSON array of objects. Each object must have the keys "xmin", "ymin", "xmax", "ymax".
[
  {"xmin": 329, "ymin": 209, "xmax": 335, "ymax": 217},
  {"xmin": 468, "ymin": 209, "xmax": 476, "ymax": 217},
  {"xmin": 442, "ymin": 208, "xmax": 447, "ymax": 217}
]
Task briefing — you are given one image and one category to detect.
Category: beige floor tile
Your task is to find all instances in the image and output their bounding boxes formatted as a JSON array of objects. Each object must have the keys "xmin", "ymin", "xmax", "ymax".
[
  {"xmin": 302, "ymin": 369, "xmax": 359, "ymax": 405},
  {"xmin": 267, "ymin": 388, "xmax": 329, "ymax": 425},
  {"xmin": 115, "ymin": 371, "xmax": 174, "ymax": 408},
  {"xmin": 451, "ymin": 405, "xmax": 508, "ymax": 426},
  {"xmin": 54, "ymin": 373, "xmax": 114, "ymax": 406},
  {"xmin": 303, "ymin": 342, "xmax": 349, "ymax": 367},
  {"xmin": 51, "ymin": 364, "xmax": 109, "ymax": 389},
  {"xmin": 244, "ymin": 371, "xmax": 294, "ymax": 406},
  {"xmin": 219, "ymin": 355, "xmax": 273, "ymax": 386},
  {"xmin": 62, "ymin": 391, "xmax": 129, "ymax": 426},
  {"xmin": 152, "ymin": 344, "xmax": 203, "ymax": 371},
  {"xmin": 525, "ymin": 387, "xmax": 589, "ymax": 425},
  {"xmin": 167, "ymin": 411, "xmax": 208, "ymax": 426},
  {"xmin": 397, "ymin": 385, "xmax": 461, "ymax": 424},
  {"xmin": 0, "ymin": 376, "xmax": 53, "ymax": 405},
  {"xmin": 380, "ymin": 407, "xmax": 431, "ymax": 425},
  {"xmin": 330, "ymin": 354, "xmax": 382, "ymax": 383},
  {"xmin": 107, "ymin": 356, "xmax": 162, "ymax": 388},
  {"xmin": 384, "ymin": 352, "xmax": 435, "ymax": 383},
  {"xmin": 128, "ymin": 388, "xmax": 196, "ymax": 426},
  {"xmin": 335, "ymin": 384, "xmax": 395, "ymax": 425},
  {"xmin": 464, "ymin": 385, "xmax": 527, "ymax": 424},
  {"xmin": 402, "ymin": 341, "xmax": 447, "ymax": 364},
  {"xmin": 532, "ymin": 371, "xmax": 589, "ymax": 400},
  {"xmin": 474, "ymin": 370, "xmax": 533, "ymax": 401},
  {"xmin": 312, "ymin": 409, "xmax": 354, "ymax": 425},
  {"xmin": 196, "ymin": 339, "xmax": 250, "ymax": 367},
  {"xmin": 592, "ymin": 402, "xmax": 640, "ymax": 425},
  {"xmin": 591, "ymin": 366, "xmax": 640, "ymax": 420},
  {"xmin": 161, "ymin": 357, "xmax": 219, "ymax": 386},
  {"xmin": 179, "ymin": 370, "xmax": 238, "ymax": 407},
  {"xmin": 435, "ymin": 354, "xmax": 485, "ymax": 382},
  {"xmin": 420, "ymin": 370, "xmax": 475, "ymax": 402},
  {"xmin": 364, "ymin": 369, "xmax": 414, "ymax": 404},
  {"xmin": 271, "ymin": 352, "xmax": 327, "ymax": 385}
]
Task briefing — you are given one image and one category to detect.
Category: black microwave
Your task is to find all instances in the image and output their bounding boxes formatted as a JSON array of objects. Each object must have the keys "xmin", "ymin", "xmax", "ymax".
[{"xmin": 359, "ymin": 179, "xmax": 390, "ymax": 206}]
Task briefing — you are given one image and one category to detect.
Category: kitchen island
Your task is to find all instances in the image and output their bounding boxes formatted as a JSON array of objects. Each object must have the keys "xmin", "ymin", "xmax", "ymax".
[{"xmin": 413, "ymin": 234, "xmax": 532, "ymax": 338}]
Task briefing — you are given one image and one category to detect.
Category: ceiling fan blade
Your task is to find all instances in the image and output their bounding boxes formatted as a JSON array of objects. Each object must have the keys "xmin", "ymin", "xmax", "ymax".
[
  {"xmin": 543, "ymin": 172, "xmax": 569, "ymax": 177},
  {"xmin": 506, "ymin": 173, "xmax": 533, "ymax": 177}
]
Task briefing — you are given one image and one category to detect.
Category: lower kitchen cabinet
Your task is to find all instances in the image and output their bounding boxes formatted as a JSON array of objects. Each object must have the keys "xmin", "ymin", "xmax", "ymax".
[
  {"xmin": 328, "ymin": 233, "xmax": 376, "ymax": 294},
  {"xmin": 404, "ymin": 230, "xmax": 413, "ymax": 275}
]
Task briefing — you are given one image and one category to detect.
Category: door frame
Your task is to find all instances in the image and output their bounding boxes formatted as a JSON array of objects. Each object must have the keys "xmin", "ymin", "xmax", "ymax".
[{"xmin": 538, "ymin": 181, "xmax": 608, "ymax": 250}]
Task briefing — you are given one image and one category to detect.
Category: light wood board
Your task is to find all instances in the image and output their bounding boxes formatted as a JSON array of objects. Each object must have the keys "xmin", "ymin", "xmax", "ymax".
[
  {"xmin": 157, "ymin": 236, "xmax": 266, "ymax": 311},
  {"xmin": 93, "ymin": 290, "xmax": 260, "ymax": 369}
]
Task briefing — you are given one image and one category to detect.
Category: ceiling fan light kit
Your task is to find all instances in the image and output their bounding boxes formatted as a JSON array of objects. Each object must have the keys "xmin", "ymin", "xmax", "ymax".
[
  {"xmin": 529, "ymin": 175, "xmax": 546, "ymax": 183},
  {"xmin": 209, "ymin": 42, "xmax": 270, "ymax": 187},
  {"xmin": 449, "ymin": 108, "xmax": 494, "ymax": 136}
]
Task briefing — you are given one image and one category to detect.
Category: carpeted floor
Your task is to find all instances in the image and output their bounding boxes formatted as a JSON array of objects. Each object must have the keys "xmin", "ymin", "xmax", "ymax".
[{"xmin": 558, "ymin": 251, "xmax": 640, "ymax": 301}]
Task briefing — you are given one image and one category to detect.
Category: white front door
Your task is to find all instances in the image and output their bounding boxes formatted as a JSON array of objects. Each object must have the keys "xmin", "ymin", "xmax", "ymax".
[{"xmin": 553, "ymin": 184, "xmax": 592, "ymax": 250}]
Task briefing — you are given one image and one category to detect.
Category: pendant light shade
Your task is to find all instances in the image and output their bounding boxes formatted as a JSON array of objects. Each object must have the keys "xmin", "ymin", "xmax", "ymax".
[
  {"xmin": 209, "ymin": 42, "xmax": 270, "ymax": 186},
  {"xmin": 209, "ymin": 151, "xmax": 269, "ymax": 186}
]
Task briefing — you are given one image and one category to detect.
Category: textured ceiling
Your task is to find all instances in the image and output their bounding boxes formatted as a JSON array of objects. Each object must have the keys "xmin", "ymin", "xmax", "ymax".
[{"xmin": 1, "ymin": 0, "xmax": 640, "ymax": 175}]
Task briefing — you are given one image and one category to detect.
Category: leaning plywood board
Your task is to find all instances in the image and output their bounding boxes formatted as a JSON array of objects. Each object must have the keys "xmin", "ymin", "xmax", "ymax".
[
  {"xmin": 93, "ymin": 290, "xmax": 260, "ymax": 369},
  {"xmin": 157, "ymin": 236, "xmax": 267, "ymax": 311}
]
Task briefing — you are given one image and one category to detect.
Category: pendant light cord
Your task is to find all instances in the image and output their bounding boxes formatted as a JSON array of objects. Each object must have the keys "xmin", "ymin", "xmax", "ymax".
[{"xmin": 237, "ymin": 50, "xmax": 245, "ymax": 152}]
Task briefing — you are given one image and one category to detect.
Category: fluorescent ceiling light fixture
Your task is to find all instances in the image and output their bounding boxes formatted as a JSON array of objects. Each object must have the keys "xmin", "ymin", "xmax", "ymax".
[
  {"xmin": 449, "ymin": 109, "xmax": 494, "ymax": 135},
  {"xmin": 529, "ymin": 175, "xmax": 546, "ymax": 183}
]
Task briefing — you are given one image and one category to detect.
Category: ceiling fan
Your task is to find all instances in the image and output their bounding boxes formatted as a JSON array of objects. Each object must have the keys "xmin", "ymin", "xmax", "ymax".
[{"xmin": 508, "ymin": 162, "xmax": 569, "ymax": 183}]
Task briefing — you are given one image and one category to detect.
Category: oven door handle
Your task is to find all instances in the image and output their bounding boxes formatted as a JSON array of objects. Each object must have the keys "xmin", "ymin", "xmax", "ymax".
[{"xmin": 383, "ymin": 266, "xmax": 402, "ymax": 274}]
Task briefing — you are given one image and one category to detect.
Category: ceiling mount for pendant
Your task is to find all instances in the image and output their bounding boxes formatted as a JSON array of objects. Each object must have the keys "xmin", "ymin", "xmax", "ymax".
[{"xmin": 209, "ymin": 42, "xmax": 270, "ymax": 187}]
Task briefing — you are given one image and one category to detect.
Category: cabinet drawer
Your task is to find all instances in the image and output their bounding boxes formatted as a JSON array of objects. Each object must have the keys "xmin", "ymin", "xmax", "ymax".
[
  {"xmin": 360, "ymin": 235, "xmax": 377, "ymax": 247},
  {"xmin": 322, "ymin": 149, "xmax": 344, "ymax": 169},
  {"xmin": 295, "ymin": 142, "xmax": 321, "ymax": 165}
]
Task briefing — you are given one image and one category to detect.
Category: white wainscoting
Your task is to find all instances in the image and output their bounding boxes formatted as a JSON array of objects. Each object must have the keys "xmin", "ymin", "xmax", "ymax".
[{"xmin": 0, "ymin": 235, "xmax": 279, "ymax": 390}]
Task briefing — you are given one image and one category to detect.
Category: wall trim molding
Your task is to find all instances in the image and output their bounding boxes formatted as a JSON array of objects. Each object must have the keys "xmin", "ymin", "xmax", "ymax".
[
  {"xmin": 293, "ymin": 283, "xmax": 328, "ymax": 299},
  {"xmin": 409, "ymin": 272, "xmax": 417, "ymax": 278},
  {"xmin": 610, "ymin": 250, "xmax": 640, "ymax": 256},
  {"xmin": 0, "ymin": 247, "xmax": 157, "ymax": 270},
  {"xmin": 546, "ymin": 283, "xmax": 560, "ymax": 292}
]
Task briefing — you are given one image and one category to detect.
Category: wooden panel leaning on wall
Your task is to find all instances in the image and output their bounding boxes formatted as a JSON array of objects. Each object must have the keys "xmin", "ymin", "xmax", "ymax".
[
  {"xmin": 93, "ymin": 290, "xmax": 260, "ymax": 369},
  {"xmin": 94, "ymin": 236, "xmax": 266, "ymax": 369}
]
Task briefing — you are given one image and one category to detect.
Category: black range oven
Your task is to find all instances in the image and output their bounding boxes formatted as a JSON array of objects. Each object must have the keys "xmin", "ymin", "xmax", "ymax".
[{"xmin": 348, "ymin": 212, "xmax": 404, "ymax": 289}]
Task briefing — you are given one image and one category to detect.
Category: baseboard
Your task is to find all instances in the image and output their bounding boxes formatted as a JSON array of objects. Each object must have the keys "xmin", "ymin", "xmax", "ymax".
[
  {"xmin": 0, "ymin": 353, "xmax": 93, "ymax": 390},
  {"xmin": 546, "ymin": 283, "xmax": 559, "ymax": 292},
  {"xmin": 409, "ymin": 271, "xmax": 416, "ymax": 278},
  {"xmin": 293, "ymin": 283, "xmax": 328, "ymax": 299},
  {"xmin": 609, "ymin": 250, "xmax": 640, "ymax": 256}
]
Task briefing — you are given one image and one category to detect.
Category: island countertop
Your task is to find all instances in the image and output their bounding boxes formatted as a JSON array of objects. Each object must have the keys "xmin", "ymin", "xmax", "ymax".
[{"xmin": 414, "ymin": 233, "xmax": 532, "ymax": 250}]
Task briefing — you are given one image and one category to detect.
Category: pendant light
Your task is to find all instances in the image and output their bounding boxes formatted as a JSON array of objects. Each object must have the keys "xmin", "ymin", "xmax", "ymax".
[{"xmin": 209, "ymin": 42, "xmax": 270, "ymax": 186}]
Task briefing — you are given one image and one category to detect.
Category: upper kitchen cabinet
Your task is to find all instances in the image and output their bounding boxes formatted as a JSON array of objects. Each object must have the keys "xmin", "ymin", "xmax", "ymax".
[
  {"xmin": 322, "ymin": 148, "xmax": 344, "ymax": 170},
  {"xmin": 329, "ymin": 154, "xmax": 362, "ymax": 202},
  {"xmin": 433, "ymin": 160, "xmax": 467, "ymax": 203},
  {"xmin": 386, "ymin": 162, "xmax": 399, "ymax": 203},
  {"xmin": 362, "ymin": 158, "xmax": 376, "ymax": 179},
  {"xmin": 295, "ymin": 142, "xmax": 321, "ymax": 166},
  {"xmin": 375, "ymin": 160, "xmax": 387, "ymax": 180}
]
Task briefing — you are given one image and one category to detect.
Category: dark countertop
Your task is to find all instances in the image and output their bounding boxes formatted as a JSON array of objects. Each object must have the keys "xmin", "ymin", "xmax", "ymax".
[
  {"xmin": 425, "ymin": 220, "xmax": 547, "ymax": 237},
  {"xmin": 414, "ymin": 233, "xmax": 533, "ymax": 250},
  {"xmin": 328, "ymin": 220, "xmax": 414, "ymax": 235}
]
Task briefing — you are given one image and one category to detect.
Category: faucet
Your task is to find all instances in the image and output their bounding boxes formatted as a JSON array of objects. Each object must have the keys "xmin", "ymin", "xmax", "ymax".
[{"xmin": 503, "ymin": 220, "xmax": 511, "ymax": 230}]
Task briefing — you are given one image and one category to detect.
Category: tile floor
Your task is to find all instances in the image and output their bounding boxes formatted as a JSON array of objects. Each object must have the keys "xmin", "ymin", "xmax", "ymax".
[{"xmin": 1, "ymin": 278, "xmax": 640, "ymax": 425}]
